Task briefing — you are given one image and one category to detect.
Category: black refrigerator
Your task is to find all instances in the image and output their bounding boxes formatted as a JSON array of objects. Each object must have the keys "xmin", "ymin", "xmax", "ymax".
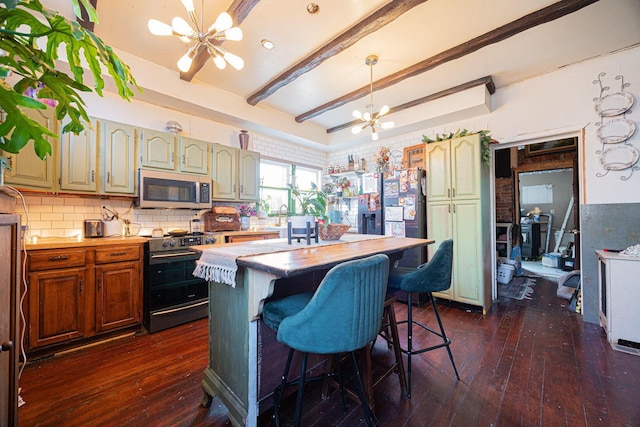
[
  {"xmin": 357, "ymin": 172, "xmax": 384, "ymax": 235},
  {"xmin": 383, "ymin": 168, "xmax": 428, "ymax": 304},
  {"xmin": 383, "ymin": 168, "xmax": 427, "ymax": 268}
]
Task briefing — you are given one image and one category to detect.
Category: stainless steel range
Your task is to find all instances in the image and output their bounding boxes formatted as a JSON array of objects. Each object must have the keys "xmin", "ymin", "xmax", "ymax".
[{"xmin": 144, "ymin": 233, "xmax": 216, "ymax": 333}]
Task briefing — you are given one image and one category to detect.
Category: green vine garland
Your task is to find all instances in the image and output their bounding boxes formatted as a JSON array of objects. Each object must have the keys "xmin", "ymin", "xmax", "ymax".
[{"xmin": 422, "ymin": 129, "xmax": 492, "ymax": 165}]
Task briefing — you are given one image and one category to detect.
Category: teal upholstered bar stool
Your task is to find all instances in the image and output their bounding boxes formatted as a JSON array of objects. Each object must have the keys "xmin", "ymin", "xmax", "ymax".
[
  {"xmin": 262, "ymin": 254, "xmax": 390, "ymax": 427},
  {"xmin": 387, "ymin": 239, "xmax": 459, "ymax": 398}
]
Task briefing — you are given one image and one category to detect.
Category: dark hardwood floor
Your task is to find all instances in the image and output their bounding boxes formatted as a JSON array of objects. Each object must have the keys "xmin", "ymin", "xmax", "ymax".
[{"xmin": 18, "ymin": 276, "xmax": 640, "ymax": 426}]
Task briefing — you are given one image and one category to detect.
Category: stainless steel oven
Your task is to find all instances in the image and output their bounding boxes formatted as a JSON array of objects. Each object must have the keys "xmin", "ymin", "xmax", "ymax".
[{"xmin": 144, "ymin": 233, "xmax": 216, "ymax": 333}]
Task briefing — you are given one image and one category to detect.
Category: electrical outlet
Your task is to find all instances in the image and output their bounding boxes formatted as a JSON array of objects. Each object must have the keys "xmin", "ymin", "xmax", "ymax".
[{"xmin": 550, "ymin": 209, "xmax": 555, "ymax": 215}]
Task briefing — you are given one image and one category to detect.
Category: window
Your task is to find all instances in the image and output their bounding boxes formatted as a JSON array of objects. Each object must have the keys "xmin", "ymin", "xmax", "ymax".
[{"xmin": 259, "ymin": 160, "xmax": 321, "ymax": 214}]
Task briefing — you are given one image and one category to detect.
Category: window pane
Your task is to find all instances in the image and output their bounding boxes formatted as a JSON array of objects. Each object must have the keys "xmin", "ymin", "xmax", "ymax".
[
  {"xmin": 262, "ymin": 188, "xmax": 288, "ymax": 213},
  {"xmin": 295, "ymin": 167, "xmax": 321, "ymax": 191},
  {"xmin": 261, "ymin": 161, "xmax": 289, "ymax": 188}
]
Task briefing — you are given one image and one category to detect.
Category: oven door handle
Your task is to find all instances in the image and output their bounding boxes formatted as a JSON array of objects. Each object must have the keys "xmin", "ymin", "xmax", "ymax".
[
  {"xmin": 152, "ymin": 300, "xmax": 209, "ymax": 316},
  {"xmin": 150, "ymin": 252, "xmax": 197, "ymax": 259}
]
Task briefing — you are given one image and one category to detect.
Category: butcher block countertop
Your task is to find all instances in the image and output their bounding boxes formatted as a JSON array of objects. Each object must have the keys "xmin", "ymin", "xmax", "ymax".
[{"xmin": 24, "ymin": 235, "xmax": 147, "ymax": 251}]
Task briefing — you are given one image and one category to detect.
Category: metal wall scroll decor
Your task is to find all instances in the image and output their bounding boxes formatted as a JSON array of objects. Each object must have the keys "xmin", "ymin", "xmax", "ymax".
[{"xmin": 593, "ymin": 72, "xmax": 638, "ymax": 180}]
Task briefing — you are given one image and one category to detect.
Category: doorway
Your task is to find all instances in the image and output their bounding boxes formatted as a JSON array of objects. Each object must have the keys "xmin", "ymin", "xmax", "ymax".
[{"xmin": 492, "ymin": 136, "xmax": 580, "ymax": 283}]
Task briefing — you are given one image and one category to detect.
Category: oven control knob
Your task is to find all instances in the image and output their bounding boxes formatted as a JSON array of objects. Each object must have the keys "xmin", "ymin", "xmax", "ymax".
[
  {"xmin": 162, "ymin": 241, "xmax": 168, "ymax": 247},
  {"xmin": 169, "ymin": 240, "xmax": 176, "ymax": 246}
]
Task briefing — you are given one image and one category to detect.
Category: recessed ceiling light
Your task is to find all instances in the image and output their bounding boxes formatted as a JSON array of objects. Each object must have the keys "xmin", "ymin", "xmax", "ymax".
[
  {"xmin": 307, "ymin": 3, "xmax": 320, "ymax": 14},
  {"xmin": 261, "ymin": 39, "xmax": 275, "ymax": 50}
]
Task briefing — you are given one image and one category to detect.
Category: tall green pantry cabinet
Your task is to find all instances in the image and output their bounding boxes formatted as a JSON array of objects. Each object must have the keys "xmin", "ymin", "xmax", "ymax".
[{"xmin": 425, "ymin": 134, "xmax": 492, "ymax": 313}]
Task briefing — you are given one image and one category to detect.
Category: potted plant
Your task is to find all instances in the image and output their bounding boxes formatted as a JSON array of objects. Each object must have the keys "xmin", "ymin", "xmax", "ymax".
[
  {"xmin": 0, "ymin": 0, "xmax": 139, "ymax": 164},
  {"xmin": 287, "ymin": 183, "xmax": 328, "ymax": 234},
  {"xmin": 257, "ymin": 196, "xmax": 271, "ymax": 219},
  {"xmin": 238, "ymin": 204, "xmax": 257, "ymax": 230},
  {"xmin": 336, "ymin": 177, "xmax": 352, "ymax": 197}
]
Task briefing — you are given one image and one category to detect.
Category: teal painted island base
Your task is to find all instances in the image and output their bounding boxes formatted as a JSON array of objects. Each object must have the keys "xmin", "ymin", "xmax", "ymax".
[{"xmin": 195, "ymin": 236, "xmax": 433, "ymax": 426}]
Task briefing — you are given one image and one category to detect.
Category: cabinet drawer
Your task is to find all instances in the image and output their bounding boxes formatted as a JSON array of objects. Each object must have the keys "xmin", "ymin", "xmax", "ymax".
[
  {"xmin": 29, "ymin": 249, "xmax": 87, "ymax": 271},
  {"xmin": 95, "ymin": 245, "xmax": 140, "ymax": 264}
]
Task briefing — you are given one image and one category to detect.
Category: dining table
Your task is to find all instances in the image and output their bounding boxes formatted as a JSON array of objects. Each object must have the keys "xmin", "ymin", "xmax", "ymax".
[{"xmin": 192, "ymin": 234, "xmax": 434, "ymax": 427}]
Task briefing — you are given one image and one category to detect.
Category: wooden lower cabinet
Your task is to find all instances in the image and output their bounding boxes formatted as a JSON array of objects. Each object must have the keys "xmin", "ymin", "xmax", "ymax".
[
  {"xmin": 95, "ymin": 261, "xmax": 141, "ymax": 333},
  {"xmin": 28, "ymin": 267, "xmax": 88, "ymax": 349},
  {"xmin": 26, "ymin": 243, "xmax": 143, "ymax": 352}
]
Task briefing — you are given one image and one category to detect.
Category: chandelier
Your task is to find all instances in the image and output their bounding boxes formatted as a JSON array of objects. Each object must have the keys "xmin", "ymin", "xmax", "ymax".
[
  {"xmin": 351, "ymin": 55, "xmax": 394, "ymax": 141},
  {"xmin": 147, "ymin": 0, "xmax": 244, "ymax": 72}
]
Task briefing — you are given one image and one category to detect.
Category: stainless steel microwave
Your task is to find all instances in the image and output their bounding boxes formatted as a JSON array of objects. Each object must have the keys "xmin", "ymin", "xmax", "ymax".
[{"xmin": 138, "ymin": 169, "xmax": 211, "ymax": 209}]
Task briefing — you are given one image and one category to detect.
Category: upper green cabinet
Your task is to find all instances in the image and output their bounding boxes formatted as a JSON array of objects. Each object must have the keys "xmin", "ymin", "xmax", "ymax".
[
  {"xmin": 180, "ymin": 137, "xmax": 210, "ymax": 175},
  {"xmin": 1, "ymin": 108, "xmax": 57, "ymax": 190},
  {"xmin": 139, "ymin": 129, "xmax": 210, "ymax": 175},
  {"xmin": 212, "ymin": 145, "xmax": 260, "ymax": 201},
  {"xmin": 139, "ymin": 128, "xmax": 177, "ymax": 171},
  {"xmin": 59, "ymin": 118, "xmax": 98, "ymax": 193},
  {"xmin": 101, "ymin": 120, "xmax": 136, "ymax": 195}
]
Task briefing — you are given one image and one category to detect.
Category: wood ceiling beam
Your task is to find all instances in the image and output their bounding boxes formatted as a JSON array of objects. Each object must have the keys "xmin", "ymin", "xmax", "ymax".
[
  {"xmin": 246, "ymin": 0, "xmax": 428, "ymax": 106},
  {"xmin": 179, "ymin": 0, "xmax": 261, "ymax": 82},
  {"xmin": 326, "ymin": 76, "xmax": 495, "ymax": 134},
  {"xmin": 297, "ymin": 0, "xmax": 599, "ymax": 123},
  {"xmin": 77, "ymin": 0, "xmax": 98, "ymax": 32}
]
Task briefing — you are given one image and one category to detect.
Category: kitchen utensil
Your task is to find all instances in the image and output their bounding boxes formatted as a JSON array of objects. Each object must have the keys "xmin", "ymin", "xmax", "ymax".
[
  {"xmin": 152, "ymin": 228, "xmax": 164, "ymax": 238},
  {"xmin": 168, "ymin": 229, "xmax": 188, "ymax": 237}
]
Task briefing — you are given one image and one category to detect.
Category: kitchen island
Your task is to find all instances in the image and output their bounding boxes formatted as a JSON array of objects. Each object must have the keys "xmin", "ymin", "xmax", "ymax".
[{"xmin": 192, "ymin": 235, "xmax": 433, "ymax": 427}]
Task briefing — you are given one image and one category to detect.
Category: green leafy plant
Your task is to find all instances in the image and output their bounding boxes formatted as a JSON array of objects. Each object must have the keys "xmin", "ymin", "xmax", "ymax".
[
  {"xmin": 0, "ymin": 0, "xmax": 140, "ymax": 159},
  {"xmin": 422, "ymin": 129, "xmax": 492, "ymax": 165},
  {"xmin": 257, "ymin": 195, "xmax": 271, "ymax": 213},
  {"xmin": 288, "ymin": 182, "xmax": 328, "ymax": 223}
]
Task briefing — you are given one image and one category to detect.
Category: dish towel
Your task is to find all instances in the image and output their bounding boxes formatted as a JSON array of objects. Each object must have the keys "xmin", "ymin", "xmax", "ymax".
[{"xmin": 193, "ymin": 234, "xmax": 389, "ymax": 287}]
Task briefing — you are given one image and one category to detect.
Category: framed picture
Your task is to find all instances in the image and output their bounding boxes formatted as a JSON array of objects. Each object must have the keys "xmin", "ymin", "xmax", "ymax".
[
  {"xmin": 402, "ymin": 143, "xmax": 425, "ymax": 169},
  {"xmin": 525, "ymin": 137, "xmax": 577, "ymax": 156}
]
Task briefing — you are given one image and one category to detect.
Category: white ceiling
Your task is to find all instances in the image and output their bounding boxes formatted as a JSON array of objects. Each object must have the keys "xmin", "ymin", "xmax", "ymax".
[{"xmin": 51, "ymin": 0, "xmax": 640, "ymax": 149}]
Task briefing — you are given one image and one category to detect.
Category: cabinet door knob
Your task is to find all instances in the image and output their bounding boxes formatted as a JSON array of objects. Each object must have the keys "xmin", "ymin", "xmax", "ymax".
[
  {"xmin": 1, "ymin": 341, "xmax": 13, "ymax": 352},
  {"xmin": 97, "ymin": 277, "xmax": 102, "ymax": 291}
]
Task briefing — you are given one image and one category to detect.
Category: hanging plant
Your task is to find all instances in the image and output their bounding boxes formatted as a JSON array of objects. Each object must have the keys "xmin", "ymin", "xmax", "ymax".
[
  {"xmin": 422, "ymin": 129, "xmax": 493, "ymax": 165},
  {"xmin": 0, "ymin": 0, "xmax": 140, "ymax": 159}
]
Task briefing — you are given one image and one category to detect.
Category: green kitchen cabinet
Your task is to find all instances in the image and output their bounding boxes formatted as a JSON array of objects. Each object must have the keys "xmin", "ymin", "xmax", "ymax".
[
  {"xmin": 139, "ymin": 128, "xmax": 177, "ymax": 171},
  {"xmin": 212, "ymin": 144, "xmax": 260, "ymax": 201},
  {"xmin": 425, "ymin": 134, "xmax": 491, "ymax": 312},
  {"xmin": 1, "ymin": 108, "xmax": 57, "ymax": 190},
  {"xmin": 101, "ymin": 120, "xmax": 136, "ymax": 195},
  {"xmin": 59, "ymin": 118, "xmax": 98, "ymax": 193},
  {"xmin": 180, "ymin": 137, "xmax": 210, "ymax": 175}
]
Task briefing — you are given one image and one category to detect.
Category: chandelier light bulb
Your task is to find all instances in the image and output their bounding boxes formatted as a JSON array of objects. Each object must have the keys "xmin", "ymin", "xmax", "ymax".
[
  {"xmin": 379, "ymin": 105, "xmax": 390, "ymax": 116},
  {"xmin": 363, "ymin": 112, "xmax": 371, "ymax": 122},
  {"xmin": 177, "ymin": 51, "xmax": 194, "ymax": 72},
  {"xmin": 223, "ymin": 27, "xmax": 243, "ymax": 41},
  {"xmin": 372, "ymin": 130, "xmax": 379, "ymax": 141},
  {"xmin": 172, "ymin": 17, "xmax": 194, "ymax": 37},
  {"xmin": 214, "ymin": 12, "xmax": 233, "ymax": 32},
  {"xmin": 148, "ymin": 19, "xmax": 173, "ymax": 36},
  {"xmin": 211, "ymin": 52, "xmax": 227, "ymax": 69},
  {"xmin": 223, "ymin": 51, "xmax": 244, "ymax": 70},
  {"xmin": 181, "ymin": 0, "xmax": 195, "ymax": 13},
  {"xmin": 352, "ymin": 124, "xmax": 364, "ymax": 135},
  {"xmin": 352, "ymin": 110, "xmax": 362, "ymax": 119}
]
